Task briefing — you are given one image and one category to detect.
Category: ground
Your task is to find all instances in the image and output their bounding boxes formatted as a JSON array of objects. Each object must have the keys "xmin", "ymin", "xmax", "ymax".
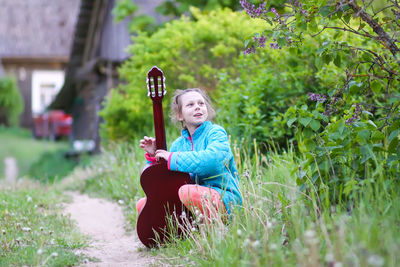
[{"xmin": 63, "ymin": 192, "xmax": 155, "ymax": 266}]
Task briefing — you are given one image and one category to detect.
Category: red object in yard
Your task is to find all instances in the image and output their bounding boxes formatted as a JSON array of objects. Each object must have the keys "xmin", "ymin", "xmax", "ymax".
[{"xmin": 32, "ymin": 110, "xmax": 72, "ymax": 140}]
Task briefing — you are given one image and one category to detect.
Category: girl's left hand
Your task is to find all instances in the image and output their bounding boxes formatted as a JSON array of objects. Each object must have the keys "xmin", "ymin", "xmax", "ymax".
[{"xmin": 155, "ymin": 150, "xmax": 171, "ymax": 161}]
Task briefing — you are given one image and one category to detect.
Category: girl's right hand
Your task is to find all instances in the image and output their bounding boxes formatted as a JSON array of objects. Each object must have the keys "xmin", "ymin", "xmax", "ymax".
[{"xmin": 139, "ymin": 136, "xmax": 156, "ymax": 156}]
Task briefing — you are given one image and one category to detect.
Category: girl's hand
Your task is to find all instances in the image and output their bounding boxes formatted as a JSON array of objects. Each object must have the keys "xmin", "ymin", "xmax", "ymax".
[
  {"xmin": 139, "ymin": 136, "xmax": 156, "ymax": 156},
  {"xmin": 155, "ymin": 150, "xmax": 171, "ymax": 162}
]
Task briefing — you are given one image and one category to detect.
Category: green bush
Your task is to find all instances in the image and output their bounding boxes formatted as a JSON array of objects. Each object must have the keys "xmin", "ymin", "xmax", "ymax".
[
  {"xmin": 100, "ymin": 8, "xmax": 265, "ymax": 141},
  {"xmin": 0, "ymin": 77, "xmax": 23, "ymax": 127},
  {"xmin": 215, "ymin": 37, "xmax": 335, "ymax": 148}
]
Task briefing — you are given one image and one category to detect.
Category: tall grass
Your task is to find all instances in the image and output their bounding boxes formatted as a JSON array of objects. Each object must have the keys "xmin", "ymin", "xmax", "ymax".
[{"xmin": 65, "ymin": 140, "xmax": 399, "ymax": 266}]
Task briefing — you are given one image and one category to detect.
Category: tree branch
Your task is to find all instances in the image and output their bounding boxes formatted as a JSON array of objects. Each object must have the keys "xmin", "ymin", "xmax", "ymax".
[{"xmin": 347, "ymin": 0, "xmax": 400, "ymax": 67}]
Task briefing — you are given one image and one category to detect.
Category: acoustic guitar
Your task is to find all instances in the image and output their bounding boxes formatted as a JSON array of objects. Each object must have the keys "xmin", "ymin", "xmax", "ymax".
[{"xmin": 136, "ymin": 66, "xmax": 192, "ymax": 248}]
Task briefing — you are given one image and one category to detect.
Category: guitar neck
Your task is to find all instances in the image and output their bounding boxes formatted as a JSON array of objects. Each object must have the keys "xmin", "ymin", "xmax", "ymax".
[{"xmin": 152, "ymin": 99, "xmax": 167, "ymax": 150}]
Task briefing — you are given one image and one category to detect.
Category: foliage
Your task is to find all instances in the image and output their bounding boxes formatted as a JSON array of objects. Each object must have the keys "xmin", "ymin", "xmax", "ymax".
[
  {"xmin": 0, "ymin": 77, "xmax": 23, "ymax": 127},
  {"xmin": 0, "ymin": 187, "xmax": 86, "ymax": 266},
  {"xmin": 100, "ymin": 8, "xmax": 265, "ymax": 141},
  {"xmin": 113, "ymin": 0, "xmax": 287, "ymax": 34},
  {"xmin": 215, "ymin": 30, "xmax": 343, "ymax": 148},
  {"xmin": 240, "ymin": 0, "xmax": 400, "ymax": 199},
  {"xmin": 156, "ymin": 0, "xmax": 243, "ymax": 16},
  {"xmin": 112, "ymin": 0, "xmax": 156, "ymax": 34}
]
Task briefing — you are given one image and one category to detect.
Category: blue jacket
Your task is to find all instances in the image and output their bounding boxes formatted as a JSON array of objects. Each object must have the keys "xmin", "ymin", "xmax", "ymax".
[{"xmin": 167, "ymin": 121, "xmax": 242, "ymax": 214}]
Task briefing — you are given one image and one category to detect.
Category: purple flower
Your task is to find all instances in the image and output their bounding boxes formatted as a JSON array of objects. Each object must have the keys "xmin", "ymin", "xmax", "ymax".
[
  {"xmin": 253, "ymin": 35, "xmax": 267, "ymax": 48},
  {"xmin": 345, "ymin": 103, "xmax": 363, "ymax": 125},
  {"xmin": 392, "ymin": 9, "xmax": 400, "ymax": 20},
  {"xmin": 240, "ymin": 0, "xmax": 267, "ymax": 18},
  {"xmin": 270, "ymin": 42, "xmax": 279, "ymax": 49},
  {"xmin": 258, "ymin": 35, "xmax": 266, "ymax": 48},
  {"xmin": 271, "ymin": 7, "xmax": 279, "ymax": 18},
  {"xmin": 244, "ymin": 45, "xmax": 256, "ymax": 55},
  {"xmin": 308, "ymin": 92, "xmax": 327, "ymax": 103}
]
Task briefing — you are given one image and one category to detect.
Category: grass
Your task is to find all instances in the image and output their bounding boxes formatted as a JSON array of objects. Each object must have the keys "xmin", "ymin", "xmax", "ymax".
[
  {"xmin": 2, "ymin": 126, "xmax": 398, "ymax": 266},
  {"xmin": 0, "ymin": 180, "xmax": 87, "ymax": 266},
  {"xmin": 0, "ymin": 126, "xmax": 71, "ymax": 179},
  {"xmin": 62, "ymin": 140, "xmax": 400, "ymax": 266}
]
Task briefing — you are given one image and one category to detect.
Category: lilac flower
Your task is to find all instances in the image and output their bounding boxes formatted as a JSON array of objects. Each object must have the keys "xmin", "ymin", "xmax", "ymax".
[
  {"xmin": 392, "ymin": 9, "xmax": 400, "ymax": 20},
  {"xmin": 323, "ymin": 96, "xmax": 340, "ymax": 116},
  {"xmin": 258, "ymin": 35, "xmax": 266, "ymax": 48},
  {"xmin": 240, "ymin": 0, "xmax": 267, "ymax": 18},
  {"xmin": 253, "ymin": 35, "xmax": 267, "ymax": 48},
  {"xmin": 244, "ymin": 45, "xmax": 256, "ymax": 55},
  {"xmin": 270, "ymin": 42, "xmax": 279, "ymax": 49},
  {"xmin": 346, "ymin": 103, "xmax": 363, "ymax": 125},
  {"xmin": 308, "ymin": 92, "xmax": 327, "ymax": 103},
  {"xmin": 271, "ymin": 7, "xmax": 279, "ymax": 18}
]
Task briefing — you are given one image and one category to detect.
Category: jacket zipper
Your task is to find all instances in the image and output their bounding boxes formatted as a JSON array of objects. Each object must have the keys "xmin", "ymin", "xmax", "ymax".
[{"xmin": 188, "ymin": 136, "xmax": 194, "ymax": 151}]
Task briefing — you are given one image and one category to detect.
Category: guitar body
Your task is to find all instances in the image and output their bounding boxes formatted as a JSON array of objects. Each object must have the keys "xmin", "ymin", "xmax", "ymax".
[
  {"xmin": 137, "ymin": 162, "xmax": 191, "ymax": 247},
  {"xmin": 136, "ymin": 66, "xmax": 192, "ymax": 248}
]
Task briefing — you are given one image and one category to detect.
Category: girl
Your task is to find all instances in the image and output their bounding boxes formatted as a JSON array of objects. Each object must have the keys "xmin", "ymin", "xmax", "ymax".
[{"xmin": 137, "ymin": 88, "xmax": 241, "ymax": 219}]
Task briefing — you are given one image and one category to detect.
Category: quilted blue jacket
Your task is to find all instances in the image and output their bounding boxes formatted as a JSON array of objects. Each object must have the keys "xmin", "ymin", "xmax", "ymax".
[{"xmin": 167, "ymin": 121, "xmax": 242, "ymax": 214}]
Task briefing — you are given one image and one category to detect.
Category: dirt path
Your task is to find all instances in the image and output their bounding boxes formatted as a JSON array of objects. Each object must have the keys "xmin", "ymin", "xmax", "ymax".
[{"xmin": 63, "ymin": 192, "xmax": 154, "ymax": 267}]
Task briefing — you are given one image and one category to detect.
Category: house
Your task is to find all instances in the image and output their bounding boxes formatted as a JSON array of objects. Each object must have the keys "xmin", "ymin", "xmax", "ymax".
[
  {"xmin": 50, "ymin": 0, "xmax": 166, "ymax": 152},
  {"xmin": 0, "ymin": 0, "xmax": 81, "ymax": 128}
]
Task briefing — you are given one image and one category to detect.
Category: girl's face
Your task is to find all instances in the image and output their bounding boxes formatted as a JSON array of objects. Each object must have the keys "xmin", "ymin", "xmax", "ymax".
[{"xmin": 178, "ymin": 91, "xmax": 208, "ymax": 129}]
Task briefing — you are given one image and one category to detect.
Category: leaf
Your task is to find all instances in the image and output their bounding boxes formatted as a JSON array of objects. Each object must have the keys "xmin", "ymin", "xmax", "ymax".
[
  {"xmin": 287, "ymin": 118, "xmax": 297, "ymax": 127},
  {"xmin": 371, "ymin": 80, "xmax": 383, "ymax": 94},
  {"xmin": 360, "ymin": 145, "xmax": 374, "ymax": 164},
  {"xmin": 343, "ymin": 14, "xmax": 351, "ymax": 24},
  {"xmin": 358, "ymin": 129, "xmax": 371, "ymax": 141},
  {"xmin": 244, "ymin": 39, "xmax": 250, "ymax": 48},
  {"xmin": 322, "ymin": 54, "xmax": 332, "ymax": 64},
  {"xmin": 299, "ymin": 117, "xmax": 312, "ymax": 127},
  {"xmin": 310, "ymin": 119, "xmax": 321, "ymax": 131},
  {"xmin": 389, "ymin": 129, "xmax": 399, "ymax": 143},
  {"xmin": 371, "ymin": 131, "xmax": 385, "ymax": 142},
  {"xmin": 387, "ymin": 130, "xmax": 400, "ymax": 153},
  {"xmin": 334, "ymin": 54, "xmax": 341, "ymax": 67},
  {"xmin": 277, "ymin": 37, "xmax": 287, "ymax": 47},
  {"xmin": 319, "ymin": 6, "xmax": 331, "ymax": 17}
]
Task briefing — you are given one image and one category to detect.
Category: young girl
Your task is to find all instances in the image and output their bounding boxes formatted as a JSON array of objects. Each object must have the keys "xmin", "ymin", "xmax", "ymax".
[{"xmin": 137, "ymin": 88, "xmax": 241, "ymax": 218}]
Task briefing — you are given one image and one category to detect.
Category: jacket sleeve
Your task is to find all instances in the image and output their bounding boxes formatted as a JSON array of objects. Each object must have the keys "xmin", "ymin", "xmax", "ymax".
[{"xmin": 168, "ymin": 127, "xmax": 231, "ymax": 177}]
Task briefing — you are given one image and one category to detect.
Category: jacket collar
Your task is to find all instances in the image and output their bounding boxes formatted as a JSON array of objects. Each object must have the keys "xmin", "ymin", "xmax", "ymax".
[{"xmin": 181, "ymin": 120, "xmax": 212, "ymax": 139}]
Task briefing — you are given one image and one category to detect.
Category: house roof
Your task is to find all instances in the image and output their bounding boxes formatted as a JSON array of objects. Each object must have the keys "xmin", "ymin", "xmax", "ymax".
[
  {"xmin": 50, "ymin": 0, "xmax": 167, "ymax": 111},
  {"xmin": 0, "ymin": 0, "xmax": 81, "ymax": 58}
]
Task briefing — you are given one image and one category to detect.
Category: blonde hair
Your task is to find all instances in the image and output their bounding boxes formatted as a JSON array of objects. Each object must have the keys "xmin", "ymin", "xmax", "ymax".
[{"xmin": 170, "ymin": 88, "xmax": 216, "ymax": 127}]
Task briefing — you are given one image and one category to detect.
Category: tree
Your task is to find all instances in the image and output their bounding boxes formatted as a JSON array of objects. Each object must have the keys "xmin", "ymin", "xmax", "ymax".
[{"xmin": 240, "ymin": 0, "xmax": 400, "ymax": 199}]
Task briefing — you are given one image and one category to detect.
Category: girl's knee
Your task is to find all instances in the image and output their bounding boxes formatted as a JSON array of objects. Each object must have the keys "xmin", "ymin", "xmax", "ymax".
[{"xmin": 136, "ymin": 197, "xmax": 146, "ymax": 213}]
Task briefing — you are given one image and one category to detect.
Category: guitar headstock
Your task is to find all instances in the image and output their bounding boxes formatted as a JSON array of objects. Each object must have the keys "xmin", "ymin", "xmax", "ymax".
[{"xmin": 146, "ymin": 66, "xmax": 166, "ymax": 101}]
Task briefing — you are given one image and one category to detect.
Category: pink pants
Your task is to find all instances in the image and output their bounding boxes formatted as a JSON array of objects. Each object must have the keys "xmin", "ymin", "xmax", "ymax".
[{"xmin": 136, "ymin": 184, "xmax": 226, "ymax": 218}]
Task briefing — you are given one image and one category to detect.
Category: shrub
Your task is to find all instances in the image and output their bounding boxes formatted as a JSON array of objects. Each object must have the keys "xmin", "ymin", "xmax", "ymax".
[
  {"xmin": 0, "ymin": 77, "xmax": 23, "ymax": 127},
  {"xmin": 100, "ymin": 8, "xmax": 265, "ymax": 141},
  {"xmin": 238, "ymin": 0, "xmax": 400, "ymax": 200},
  {"xmin": 215, "ymin": 34, "xmax": 338, "ymax": 148}
]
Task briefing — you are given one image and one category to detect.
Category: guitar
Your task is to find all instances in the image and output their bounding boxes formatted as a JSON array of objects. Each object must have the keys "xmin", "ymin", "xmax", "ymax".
[{"xmin": 136, "ymin": 66, "xmax": 192, "ymax": 248}]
